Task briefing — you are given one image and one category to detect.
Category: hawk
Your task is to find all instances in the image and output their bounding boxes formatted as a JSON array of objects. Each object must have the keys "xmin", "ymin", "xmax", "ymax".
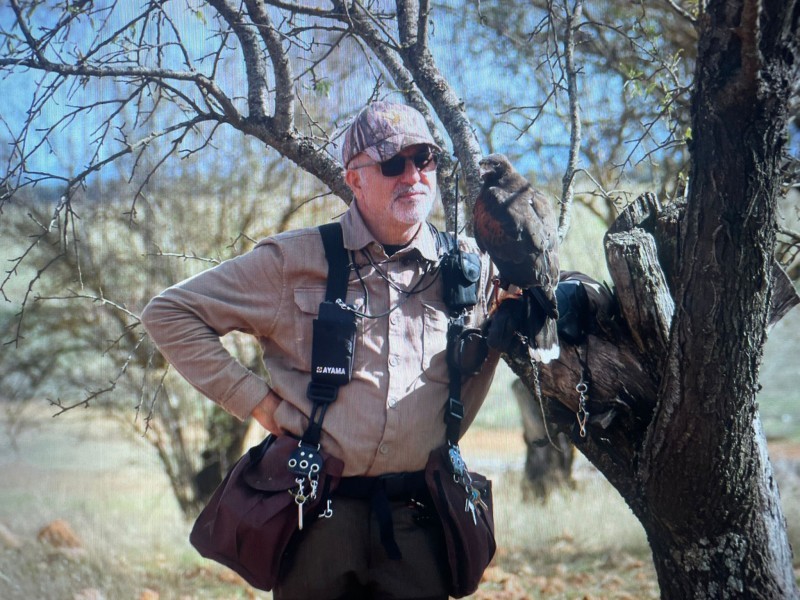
[{"xmin": 473, "ymin": 153, "xmax": 560, "ymax": 363}]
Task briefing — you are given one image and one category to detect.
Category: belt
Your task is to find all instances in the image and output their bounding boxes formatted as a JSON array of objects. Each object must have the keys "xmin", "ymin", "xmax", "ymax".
[
  {"xmin": 334, "ymin": 471, "xmax": 429, "ymax": 560},
  {"xmin": 337, "ymin": 471, "xmax": 428, "ymax": 500}
]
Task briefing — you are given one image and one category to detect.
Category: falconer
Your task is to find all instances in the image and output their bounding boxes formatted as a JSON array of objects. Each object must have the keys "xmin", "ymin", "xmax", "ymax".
[{"xmin": 141, "ymin": 101, "xmax": 502, "ymax": 600}]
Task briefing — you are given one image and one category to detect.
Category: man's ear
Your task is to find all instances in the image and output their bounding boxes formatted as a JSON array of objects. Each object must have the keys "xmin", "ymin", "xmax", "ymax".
[{"xmin": 345, "ymin": 169, "xmax": 363, "ymax": 197}]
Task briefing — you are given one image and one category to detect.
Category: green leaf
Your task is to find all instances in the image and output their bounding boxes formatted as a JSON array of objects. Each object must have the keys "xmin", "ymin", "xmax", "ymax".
[{"xmin": 314, "ymin": 79, "xmax": 333, "ymax": 98}]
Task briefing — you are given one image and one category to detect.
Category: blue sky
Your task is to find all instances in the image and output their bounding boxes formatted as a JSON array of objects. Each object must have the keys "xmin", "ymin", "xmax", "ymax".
[{"xmin": 0, "ymin": 1, "xmax": 686, "ymax": 196}]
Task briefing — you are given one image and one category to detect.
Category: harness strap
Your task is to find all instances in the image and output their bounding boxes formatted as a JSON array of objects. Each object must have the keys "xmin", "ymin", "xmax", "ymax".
[
  {"xmin": 445, "ymin": 318, "xmax": 466, "ymax": 445},
  {"xmin": 437, "ymin": 230, "xmax": 468, "ymax": 446},
  {"xmin": 302, "ymin": 223, "xmax": 479, "ymax": 560},
  {"xmin": 319, "ymin": 222, "xmax": 349, "ymax": 303},
  {"xmin": 300, "ymin": 223, "xmax": 351, "ymax": 447},
  {"xmin": 336, "ymin": 472, "xmax": 429, "ymax": 560}
]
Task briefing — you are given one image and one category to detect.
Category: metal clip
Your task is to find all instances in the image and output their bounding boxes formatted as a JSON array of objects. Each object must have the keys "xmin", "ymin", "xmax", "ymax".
[
  {"xmin": 448, "ymin": 444, "xmax": 467, "ymax": 482},
  {"xmin": 318, "ymin": 499, "xmax": 333, "ymax": 519},
  {"xmin": 576, "ymin": 380, "xmax": 589, "ymax": 437}
]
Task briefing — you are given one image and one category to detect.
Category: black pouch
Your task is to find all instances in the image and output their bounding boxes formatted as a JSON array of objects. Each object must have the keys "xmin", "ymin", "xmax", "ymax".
[
  {"xmin": 310, "ymin": 301, "xmax": 357, "ymax": 387},
  {"xmin": 441, "ymin": 249, "xmax": 481, "ymax": 313}
]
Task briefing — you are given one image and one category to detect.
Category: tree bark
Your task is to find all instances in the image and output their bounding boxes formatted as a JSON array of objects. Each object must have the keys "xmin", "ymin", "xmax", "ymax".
[
  {"xmin": 508, "ymin": 190, "xmax": 799, "ymax": 597},
  {"xmin": 641, "ymin": 1, "xmax": 799, "ymax": 596}
]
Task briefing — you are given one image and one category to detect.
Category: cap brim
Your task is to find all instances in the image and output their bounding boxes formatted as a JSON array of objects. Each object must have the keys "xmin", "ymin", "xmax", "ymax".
[{"xmin": 363, "ymin": 134, "xmax": 443, "ymax": 163}]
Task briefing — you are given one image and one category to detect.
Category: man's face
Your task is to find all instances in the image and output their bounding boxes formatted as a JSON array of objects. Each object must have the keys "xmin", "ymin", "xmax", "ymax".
[{"xmin": 345, "ymin": 144, "xmax": 438, "ymax": 242}]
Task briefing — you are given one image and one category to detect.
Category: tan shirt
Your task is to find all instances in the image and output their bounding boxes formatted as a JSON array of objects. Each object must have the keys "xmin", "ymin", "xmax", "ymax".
[{"xmin": 141, "ymin": 203, "xmax": 500, "ymax": 476}]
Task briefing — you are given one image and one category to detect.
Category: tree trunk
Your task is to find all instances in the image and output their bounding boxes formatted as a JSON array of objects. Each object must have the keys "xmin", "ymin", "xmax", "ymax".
[
  {"xmin": 507, "ymin": 16, "xmax": 800, "ymax": 580},
  {"xmin": 507, "ymin": 193, "xmax": 799, "ymax": 598},
  {"xmin": 641, "ymin": 417, "xmax": 796, "ymax": 599}
]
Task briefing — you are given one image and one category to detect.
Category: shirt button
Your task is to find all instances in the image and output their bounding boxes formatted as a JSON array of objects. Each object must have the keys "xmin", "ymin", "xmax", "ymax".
[
  {"xmin": 379, "ymin": 444, "xmax": 389, "ymax": 455},
  {"xmin": 389, "ymin": 313, "xmax": 399, "ymax": 326},
  {"xmin": 388, "ymin": 397, "xmax": 398, "ymax": 409},
  {"xmin": 389, "ymin": 355, "xmax": 399, "ymax": 367}
]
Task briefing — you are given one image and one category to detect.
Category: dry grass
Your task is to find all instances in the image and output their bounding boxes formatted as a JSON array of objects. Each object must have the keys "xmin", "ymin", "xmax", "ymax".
[{"xmin": 1, "ymin": 407, "xmax": 798, "ymax": 599}]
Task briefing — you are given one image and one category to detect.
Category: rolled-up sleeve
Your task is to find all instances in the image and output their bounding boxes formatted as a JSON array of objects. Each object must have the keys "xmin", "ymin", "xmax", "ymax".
[{"xmin": 140, "ymin": 243, "xmax": 285, "ymax": 420}]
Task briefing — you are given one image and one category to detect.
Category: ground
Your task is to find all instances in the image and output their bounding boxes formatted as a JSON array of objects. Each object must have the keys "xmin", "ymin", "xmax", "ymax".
[{"xmin": 1, "ymin": 406, "xmax": 798, "ymax": 599}]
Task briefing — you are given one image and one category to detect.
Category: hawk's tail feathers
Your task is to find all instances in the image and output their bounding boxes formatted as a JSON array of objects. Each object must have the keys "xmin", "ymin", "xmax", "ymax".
[{"xmin": 530, "ymin": 316, "xmax": 560, "ymax": 365}]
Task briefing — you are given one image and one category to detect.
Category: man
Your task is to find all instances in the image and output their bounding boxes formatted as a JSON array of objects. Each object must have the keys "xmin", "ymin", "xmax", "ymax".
[{"xmin": 141, "ymin": 101, "xmax": 500, "ymax": 599}]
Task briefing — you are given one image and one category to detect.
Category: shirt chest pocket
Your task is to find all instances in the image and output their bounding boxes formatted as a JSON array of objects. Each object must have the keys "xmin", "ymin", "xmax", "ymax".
[
  {"xmin": 421, "ymin": 300, "xmax": 451, "ymax": 383},
  {"xmin": 293, "ymin": 288, "xmax": 363, "ymax": 373}
]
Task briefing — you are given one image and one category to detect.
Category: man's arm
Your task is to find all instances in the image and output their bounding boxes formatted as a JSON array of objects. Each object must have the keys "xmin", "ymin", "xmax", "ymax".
[{"xmin": 141, "ymin": 243, "xmax": 284, "ymax": 421}]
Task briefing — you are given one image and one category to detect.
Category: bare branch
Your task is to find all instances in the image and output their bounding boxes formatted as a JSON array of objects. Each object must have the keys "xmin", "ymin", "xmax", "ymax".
[
  {"xmin": 207, "ymin": 0, "xmax": 271, "ymax": 120},
  {"xmin": 49, "ymin": 330, "xmax": 147, "ymax": 416},
  {"xmin": 557, "ymin": 0, "xmax": 583, "ymax": 243},
  {"xmin": 35, "ymin": 288, "xmax": 141, "ymax": 326},
  {"xmin": 146, "ymin": 248, "xmax": 223, "ymax": 266},
  {"xmin": 664, "ymin": 0, "xmax": 698, "ymax": 25},
  {"xmin": 9, "ymin": 0, "xmax": 47, "ymax": 64},
  {"xmin": 1, "ymin": 195, "xmax": 80, "ymax": 347},
  {"xmin": 393, "ymin": 0, "xmax": 483, "ymax": 214},
  {"xmin": 245, "ymin": 0, "xmax": 295, "ymax": 132}
]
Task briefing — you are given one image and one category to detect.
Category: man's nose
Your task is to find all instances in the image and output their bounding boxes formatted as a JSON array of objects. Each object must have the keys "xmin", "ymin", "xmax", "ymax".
[{"xmin": 398, "ymin": 157, "xmax": 422, "ymax": 184}]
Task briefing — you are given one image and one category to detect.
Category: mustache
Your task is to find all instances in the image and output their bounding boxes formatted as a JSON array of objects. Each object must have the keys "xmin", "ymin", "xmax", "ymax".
[{"xmin": 393, "ymin": 185, "xmax": 430, "ymax": 200}]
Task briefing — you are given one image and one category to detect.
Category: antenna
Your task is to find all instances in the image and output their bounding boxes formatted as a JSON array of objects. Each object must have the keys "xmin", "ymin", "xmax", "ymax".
[{"xmin": 454, "ymin": 173, "xmax": 459, "ymax": 239}]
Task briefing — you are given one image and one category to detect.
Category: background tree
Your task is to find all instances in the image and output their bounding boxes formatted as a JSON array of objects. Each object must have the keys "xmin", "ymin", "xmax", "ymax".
[
  {"xmin": 0, "ymin": 138, "xmax": 341, "ymax": 515},
  {"xmin": 1, "ymin": 0, "xmax": 798, "ymax": 596},
  {"xmin": 512, "ymin": 377, "xmax": 576, "ymax": 500}
]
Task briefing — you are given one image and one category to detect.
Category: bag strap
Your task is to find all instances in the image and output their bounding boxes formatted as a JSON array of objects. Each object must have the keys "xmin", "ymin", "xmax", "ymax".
[
  {"xmin": 319, "ymin": 222, "xmax": 350, "ymax": 303},
  {"xmin": 437, "ymin": 229, "xmax": 455, "ymax": 258},
  {"xmin": 445, "ymin": 317, "xmax": 466, "ymax": 446},
  {"xmin": 438, "ymin": 229, "xmax": 466, "ymax": 446},
  {"xmin": 298, "ymin": 222, "xmax": 352, "ymax": 448}
]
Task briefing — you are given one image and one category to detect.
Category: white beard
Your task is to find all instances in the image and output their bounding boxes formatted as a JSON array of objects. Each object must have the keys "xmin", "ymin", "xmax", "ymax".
[{"xmin": 391, "ymin": 187, "xmax": 435, "ymax": 224}]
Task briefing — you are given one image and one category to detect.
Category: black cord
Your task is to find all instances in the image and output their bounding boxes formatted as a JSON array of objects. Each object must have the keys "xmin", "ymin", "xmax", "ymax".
[
  {"xmin": 361, "ymin": 246, "xmax": 440, "ymax": 295},
  {"xmin": 342, "ymin": 249, "xmax": 441, "ymax": 320}
]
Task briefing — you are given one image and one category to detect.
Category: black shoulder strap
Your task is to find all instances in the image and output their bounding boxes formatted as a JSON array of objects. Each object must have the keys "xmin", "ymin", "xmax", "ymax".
[
  {"xmin": 316, "ymin": 223, "xmax": 465, "ymax": 447},
  {"xmin": 318, "ymin": 222, "xmax": 349, "ymax": 302},
  {"xmin": 294, "ymin": 222, "xmax": 353, "ymax": 450},
  {"xmin": 437, "ymin": 229, "xmax": 465, "ymax": 445},
  {"xmin": 436, "ymin": 229, "xmax": 485, "ymax": 445},
  {"xmin": 437, "ymin": 229, "xmax": 456, "ymax": 256}
]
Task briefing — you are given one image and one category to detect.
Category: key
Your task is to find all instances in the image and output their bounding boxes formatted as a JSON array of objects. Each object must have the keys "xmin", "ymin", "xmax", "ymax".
[
  {"xmin": 294, "ymin": 492, "xmax": 307, "ymax": 530},
  {"xmin": 465, "ymin": 497, "xmax": 477, "ymax": 525},
  {"xmin": 292, "ymin": 478, "xmax": 307, "ymax": 530},
  {"xmin": 468, "ymin": 486, "xmax": 481, "ymax": 505}
]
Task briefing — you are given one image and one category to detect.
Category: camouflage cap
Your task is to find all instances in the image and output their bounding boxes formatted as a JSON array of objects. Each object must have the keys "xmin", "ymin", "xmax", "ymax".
[{"xmin": 341, "ymin": 101, "xmax": 441, "ymax": 168}]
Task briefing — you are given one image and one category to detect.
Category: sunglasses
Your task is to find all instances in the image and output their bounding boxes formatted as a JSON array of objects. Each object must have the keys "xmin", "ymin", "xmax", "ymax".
[{"xmin": 353, "ymin": 148, "xmax": 439, "ymax": 178}]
